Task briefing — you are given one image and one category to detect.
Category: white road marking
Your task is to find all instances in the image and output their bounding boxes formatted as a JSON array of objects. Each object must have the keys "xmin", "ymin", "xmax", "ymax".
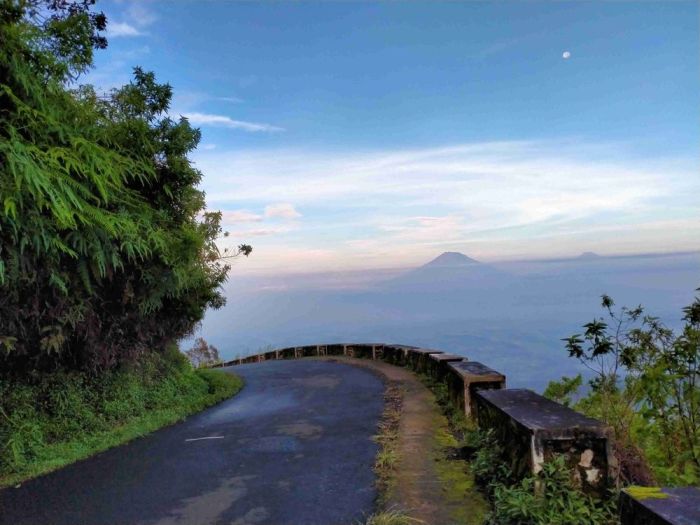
[{"xmin": 185, "ymin": 436, "xmax": 225, "ymax": 442}]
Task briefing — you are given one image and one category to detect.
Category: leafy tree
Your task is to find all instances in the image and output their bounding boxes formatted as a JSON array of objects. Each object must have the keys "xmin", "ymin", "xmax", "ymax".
[
  {"xmin": 543, "ymin": 374, "xmax": 582, "ymax": 407},
  {"xmin": 0, "ymin": 1, "xmax": 250, "ymax": 374},
  {"xmin": 552, "ymin": 291, "xmax": 700, "ymax": 485},
  {"xmin": 185, "ymin": 338, "xmax": 221, "ymax": 369}
]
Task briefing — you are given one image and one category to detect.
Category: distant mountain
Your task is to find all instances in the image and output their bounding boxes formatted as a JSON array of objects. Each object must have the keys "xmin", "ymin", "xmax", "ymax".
[
  {"xmin": 577, "ymin": 252, "xmax": 602, "ymax": 260},
  {"xmin": 381, "ymin": 252, "xmax": 511, "ymax": 291},
  {"xmin": 423, "ymin": 252, "xmax": 481, "ymax": 268}
]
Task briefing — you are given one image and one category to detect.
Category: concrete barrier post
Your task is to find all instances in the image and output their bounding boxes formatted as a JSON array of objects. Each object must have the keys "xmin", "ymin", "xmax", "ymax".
[
  {"xmin": 427, "ymin": 353, "xmax": 464, "ymax": 381},
  {"xmin": 475, "ymin": 389, "xmax": 610, "ymax": 496},
  {"xmin": 447, "ymin": 361, "xmax": 505, "ymax": 418},
  {"xmin": 407, "ymin": 348, "xmax": 443, "ymax": 374}
]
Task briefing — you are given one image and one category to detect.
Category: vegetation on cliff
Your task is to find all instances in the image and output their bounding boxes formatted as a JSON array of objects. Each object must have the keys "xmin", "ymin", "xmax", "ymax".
[
  {"xmin": 0, "ymin": 0, "xmax": 246, "ymax": 483},
  {"xmin": 0, "ymin": 0, "xmax": 249, "ymax": 375},
  {"xmin": 421, "ymin": 372, "xmax": 616, "ymax": 525},
  {"xmin": 0, "ymin": 344, "xmax": 243, "ymax": 488},
  {"xmin": 546, "ymin": 290, "xmax": 700, "ymax": 486}
]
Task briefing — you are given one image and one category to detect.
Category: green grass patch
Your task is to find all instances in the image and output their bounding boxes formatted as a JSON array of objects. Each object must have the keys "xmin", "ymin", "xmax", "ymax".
[{"xmin": 0, "ymin": 345, "xmax": 243, "ymax": 488}]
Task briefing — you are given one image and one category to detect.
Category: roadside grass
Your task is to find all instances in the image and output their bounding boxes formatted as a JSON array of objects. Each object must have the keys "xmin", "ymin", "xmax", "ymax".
[
  {"xmin": 372, "ymin": 380, "xmax": 404, "ymax": 501},
  {"xmin": 417, "ymin": 372, "xmax": 489, "ymax": 525},
  {"xmin": 362, "ymin": 508, "xmax": 424, "ymax": 525},
  {"xmin": 0, "ymin": 346, "xmax": 243, "ymax": 489}
]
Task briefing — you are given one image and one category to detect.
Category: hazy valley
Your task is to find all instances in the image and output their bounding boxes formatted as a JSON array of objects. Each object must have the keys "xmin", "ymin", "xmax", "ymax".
[{"xmin": 198, "ymin": 250, "xmax": 700, "ymax": 392}]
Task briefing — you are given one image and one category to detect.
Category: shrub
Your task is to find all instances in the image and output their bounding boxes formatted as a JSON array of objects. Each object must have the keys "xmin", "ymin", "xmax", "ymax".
[
  {"xmin": 555, "ymin": 291, "xmax": 700, "ymax": 485},
  {"xmin": 469, "ymin": 429, "xmax": 514, "ymax": 495},
  {"xmin": 488, "ymin": 456, "xmax": 617, "ymax": 525}
]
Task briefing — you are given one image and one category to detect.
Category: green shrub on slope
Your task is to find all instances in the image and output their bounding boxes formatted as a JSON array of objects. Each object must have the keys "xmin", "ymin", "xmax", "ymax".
[
  {"xmin": 0, "ymin": 346, "xmax": 243, "ymax": 488},
  {"xmin": 0, "ymin": 1, "xmax": 250, "ymax": 375}
]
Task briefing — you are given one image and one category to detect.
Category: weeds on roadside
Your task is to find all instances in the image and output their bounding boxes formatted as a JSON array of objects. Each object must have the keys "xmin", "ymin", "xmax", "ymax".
[
  {"xmin": 361, "ymin": 508, "xmax": 424, "ymax": 525},
  {"xmin": 373, "ymin": 381, "xmax": 404, "ymax": 498}
]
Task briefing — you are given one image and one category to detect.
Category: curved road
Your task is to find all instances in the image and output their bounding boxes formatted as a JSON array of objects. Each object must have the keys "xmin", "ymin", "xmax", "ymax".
[{"xmin": 0, "ymin": 360, "xmax": 385, "ymax": 525}]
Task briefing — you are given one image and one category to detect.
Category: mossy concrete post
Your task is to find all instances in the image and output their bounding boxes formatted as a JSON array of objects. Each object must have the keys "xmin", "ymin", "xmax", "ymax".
[
  {"xmin": 343, "ymin": 344, "xmax": 355, "ymax": 358},
  {"xmin": 408, "ymin": 348, "xmax": 443, "ymax": 374},
  {"xmin": 382, "ymin": 344, "xmax": 408, "ymax": 366},
  {"xmin": 427, "ymin": 353, "xmax": 464, "ymax": 381},
  {"xmin": 475, "ymin": 388, "xmax": 611, "ymax": 496},
  {"xmin": 446, "ymin": 361, "xmax": 505, "ymax": 418},
  {"xmin": 351, "ymin": 344, "xmax": 374, "ymax": 359},
  {"xmin": 326, "ymin": 343, "xmax": 344, "ymax": 356},
  {"xmin": 279, "ymin": 347, "xmax": 296, "ymax": 359},
  {"xmin": 300, "ymin": 345, "xmax": 316, "ymax": 357},
  {"xmin": 619, "ymin": 486, "xmax": 700, "ymax": 525}
]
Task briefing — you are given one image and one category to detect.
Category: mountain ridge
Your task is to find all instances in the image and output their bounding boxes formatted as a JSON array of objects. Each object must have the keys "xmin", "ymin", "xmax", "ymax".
[{"xmin": 423, "ymin": 252, "xmax": 481, "ymax": 268}]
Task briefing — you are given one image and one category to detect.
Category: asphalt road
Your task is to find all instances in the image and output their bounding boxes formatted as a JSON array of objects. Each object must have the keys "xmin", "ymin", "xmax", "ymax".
[{"xmin": 0, "ymin": 359, "xmax": 385, "ymax": 525}]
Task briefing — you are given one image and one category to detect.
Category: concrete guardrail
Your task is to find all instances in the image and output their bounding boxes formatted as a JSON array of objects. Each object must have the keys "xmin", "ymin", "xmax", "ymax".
[{"xmin": 215, "ymin": 342, "xmax": 697, "ymax": 525}]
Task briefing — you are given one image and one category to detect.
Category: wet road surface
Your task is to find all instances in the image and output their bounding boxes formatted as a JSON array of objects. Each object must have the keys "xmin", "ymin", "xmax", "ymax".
[{"xmin": 0, "ymin": 359, "xmax": 385, "ymax": 525}]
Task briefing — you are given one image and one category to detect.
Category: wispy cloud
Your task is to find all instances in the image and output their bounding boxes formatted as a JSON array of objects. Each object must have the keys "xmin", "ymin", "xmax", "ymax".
[
  {"xmin": 196, "ymin": 140, "xmax": 699, "ymax": 273},
  {"xmin": 220, "ymin": 210, "xmax": 263, "ymax": 224},
  {"xmin": 123, "ymin": 2, "xmax": 158, "ymax": 27},
  {"xmin": 106, "ymin": 21, "xmax": 143, "ymax": 37},
  {"xmin": 265, "ymin": 203, "xmax": 302, "ymax": 220},
  {"xmin": 183, "ymin": 112, "xmax": 284, "ymax": 133},
  {"xmin": 229, "ymin": 226, "xmax": 295, "ymax": 238},
  {"xmin": 217, "ymin": 96, "xmax": 245, "ymax": 104},
  {"xmin": 104, "ymin": 2, "xmax": 157, "ymax": 38}
]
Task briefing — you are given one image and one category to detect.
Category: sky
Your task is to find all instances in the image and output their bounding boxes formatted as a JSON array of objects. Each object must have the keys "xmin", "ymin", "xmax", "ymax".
[{"xmin": 87, "ymin": 1, "xmax": 699, "ymax": 274}]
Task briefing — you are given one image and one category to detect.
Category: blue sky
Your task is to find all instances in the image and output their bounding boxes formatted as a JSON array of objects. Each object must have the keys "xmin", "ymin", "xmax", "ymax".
[{"xmin": 89, "ymin": 1, "xmax": 699, "ymax": 273}]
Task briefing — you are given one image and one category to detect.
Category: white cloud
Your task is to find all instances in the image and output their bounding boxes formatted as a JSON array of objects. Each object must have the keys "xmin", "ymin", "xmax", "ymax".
[
  {"xmin": 104, "ymin": 2, "xmax": 156, "ymax": 38},
  {"xmin": 201, "ymin": 144, "xmax": 217, "ymax": 150},
  {"xmin": 106, "ymin": 22, "xmax": 143, "ymax": 37},
  {"xmin": 264, "ymin": 203, "xmax": 302, "ymax": 220},
  {"xmin": 218, "ymin": 96, "xmax": 245, "ymax": 104},
  {"xmin": 124, "ymin": 3, "xmax": 158, "ymax": 28},
  {"xmin": 233, "ymin": 226, "xmax": 294, "ymax": 237},
  {"xmin": 220, "ymin": 210, "xmax": 263, "ymax": 224},
  {"xmin": 183, "ymin": 112, "xmax": 284, "ymax": 133},
  {"xmin": 193, "ymin": 140, "xmax": 699, "ymax": 273}
]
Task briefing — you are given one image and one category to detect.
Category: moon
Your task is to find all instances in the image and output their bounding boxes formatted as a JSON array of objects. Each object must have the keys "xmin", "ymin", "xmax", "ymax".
[{"xmin": 562, "ymin": 51, "xmax": 571, "ymax": 59}]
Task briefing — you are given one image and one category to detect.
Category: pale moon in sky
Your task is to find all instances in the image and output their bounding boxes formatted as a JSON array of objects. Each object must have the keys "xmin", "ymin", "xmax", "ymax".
[{"xmin": 562, "ymin": 51, "xmax": 571, "ymax": 59}]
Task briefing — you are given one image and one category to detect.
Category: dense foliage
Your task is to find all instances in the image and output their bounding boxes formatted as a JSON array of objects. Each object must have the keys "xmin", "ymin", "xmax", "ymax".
[
  {"xmin": 468, "ymin": 430, "xmax": 617, "ymax": 525},
  {"xmin": 0, "ymin": 344, "xmax": 243, "ymax": 487},
  {"xmin": 0, "ymin": 1, "xmax": 249, "ymax": 374},
  {"xmin": 546, "ymin": 290, "xmax": 700, "ymax": 486}
]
